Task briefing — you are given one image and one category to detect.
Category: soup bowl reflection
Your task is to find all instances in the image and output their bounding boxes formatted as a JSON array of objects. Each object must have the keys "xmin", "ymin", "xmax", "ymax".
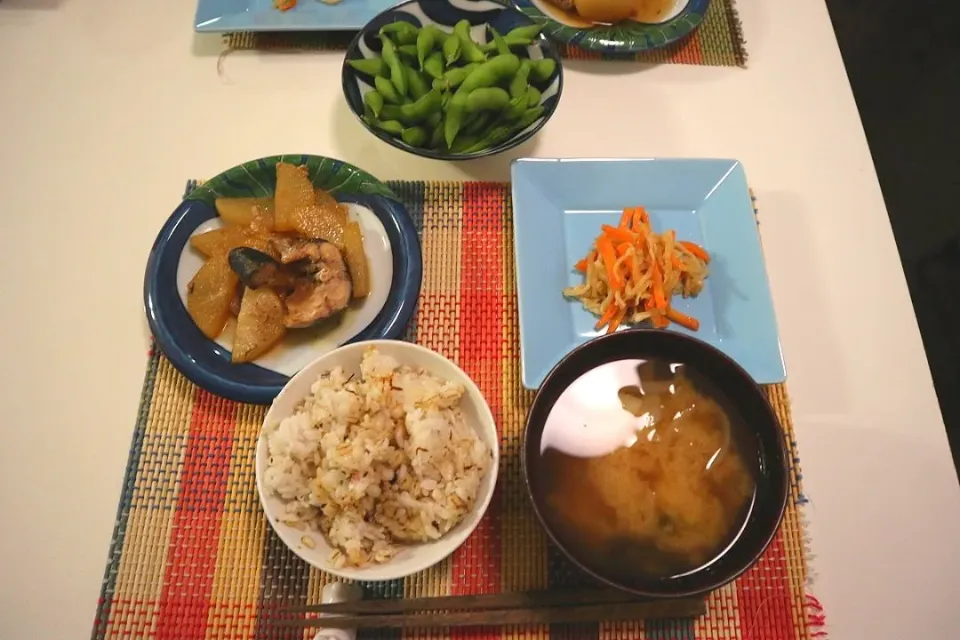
[{"xmin": 522, "ymin": 329, "xmax": 788, "ymax": 598}]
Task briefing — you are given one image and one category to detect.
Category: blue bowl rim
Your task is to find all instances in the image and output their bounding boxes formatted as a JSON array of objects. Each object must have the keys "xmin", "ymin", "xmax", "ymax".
[{"xmin": 341, "ymin": 0, "xmax": 564, "ymax": 161}]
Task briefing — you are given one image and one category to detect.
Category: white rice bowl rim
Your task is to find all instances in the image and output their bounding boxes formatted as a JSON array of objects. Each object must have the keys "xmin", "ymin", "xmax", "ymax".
[{"xmin": 255, "ymin": 339, "xmax": 500, "ymax": 582}]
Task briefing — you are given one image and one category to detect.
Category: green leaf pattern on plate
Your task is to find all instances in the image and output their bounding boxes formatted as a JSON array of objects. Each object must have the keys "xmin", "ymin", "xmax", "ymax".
[
  {"xmin": 185, "ymin": 154, "xmax": 398, "ymax": 206},
  {"xmin": 516, "ymin": 4, "xmax": 705, "ymax": 54}
]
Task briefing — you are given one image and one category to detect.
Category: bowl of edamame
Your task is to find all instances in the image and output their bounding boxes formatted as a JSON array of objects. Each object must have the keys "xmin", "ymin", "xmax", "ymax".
[{"xmin": 342, "ymin": 0, "xmax": 564, "ymax": 161}]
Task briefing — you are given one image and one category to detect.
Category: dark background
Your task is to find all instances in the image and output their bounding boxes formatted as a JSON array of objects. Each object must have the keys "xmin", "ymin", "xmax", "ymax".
[{"xmin": 825, "ymin": 0, "xmax": 960, "ymax": 474}]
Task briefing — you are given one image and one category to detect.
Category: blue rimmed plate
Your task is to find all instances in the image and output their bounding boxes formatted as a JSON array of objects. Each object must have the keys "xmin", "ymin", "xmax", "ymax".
[
  {"xmin": 144, "ymin": 155, "xmax": 422, "ymax": 404},
  {"xmin": 511, "ymin": 157, "xmax": 785, "ymax": 389},
  {"xmin": 514, "ymin": 0, "xmax": 710, "ymax": 54},
  {"xmin": 195, "ymin": 0, "xmax": 398, "ymax": 32}
]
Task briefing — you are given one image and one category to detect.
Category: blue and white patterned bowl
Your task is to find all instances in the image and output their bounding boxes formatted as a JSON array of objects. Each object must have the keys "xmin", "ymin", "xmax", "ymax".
[{"xmin": 342, "ymin": 0, "xmax": 564, "ymax": 161}]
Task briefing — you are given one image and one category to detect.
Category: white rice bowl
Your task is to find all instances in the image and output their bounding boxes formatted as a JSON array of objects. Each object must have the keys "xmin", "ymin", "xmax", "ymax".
[{"xmin": 255, "ymin": 340, "xmax": 499, "ymax": 581}]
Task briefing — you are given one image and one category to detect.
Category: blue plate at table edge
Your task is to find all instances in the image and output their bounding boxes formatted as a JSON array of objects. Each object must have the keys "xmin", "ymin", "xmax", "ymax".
[{"xmin": 144, "ymin": 154, "xmax": 422, "ymax": 405}]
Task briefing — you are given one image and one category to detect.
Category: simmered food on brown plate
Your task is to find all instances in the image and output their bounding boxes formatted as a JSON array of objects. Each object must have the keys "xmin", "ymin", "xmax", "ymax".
[{"xmin": 184, "ymin": 162, "xmax": 372, "ymax": 363}]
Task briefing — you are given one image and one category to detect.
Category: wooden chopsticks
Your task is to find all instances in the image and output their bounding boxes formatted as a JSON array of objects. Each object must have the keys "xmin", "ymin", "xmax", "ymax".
[{"xmin": 272, "ymin": 589, "xmax": 706, "ymax": 629}]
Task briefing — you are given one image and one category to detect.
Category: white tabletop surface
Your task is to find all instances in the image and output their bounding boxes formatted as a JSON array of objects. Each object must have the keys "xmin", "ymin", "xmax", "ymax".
[{"xmin": 2, "ymin": 0, "xmax": 960, "ymax": 638}]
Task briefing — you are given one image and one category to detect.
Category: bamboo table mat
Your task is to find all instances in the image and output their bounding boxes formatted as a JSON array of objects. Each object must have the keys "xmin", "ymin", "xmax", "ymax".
[
  {"xmin": 223, "ymin": 0, "xmax": 747, "ymax": 67},
  {"xmin": 92, "ymin": 181, "xmax": 823, "ymax": 640}
]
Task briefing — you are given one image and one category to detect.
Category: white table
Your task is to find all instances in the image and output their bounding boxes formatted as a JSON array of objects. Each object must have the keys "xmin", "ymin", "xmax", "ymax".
[{"xmin": 2, "ymin": 0, "xmax": 959, "ymax": 638}]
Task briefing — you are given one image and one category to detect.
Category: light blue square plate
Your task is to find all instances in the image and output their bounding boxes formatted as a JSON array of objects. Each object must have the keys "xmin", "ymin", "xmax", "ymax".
[
  {"xmin": 511, "ymin": 157, "xmax": 785, "ymax": 389},
  {"xmin": 195, "ymin": 0, "xmax": 397, "ymax": 32}
]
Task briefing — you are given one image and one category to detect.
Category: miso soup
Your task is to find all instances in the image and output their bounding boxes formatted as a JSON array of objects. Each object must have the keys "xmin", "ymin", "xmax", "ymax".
[{"xmin": 530, "ymin": 358, "xmax": 757, "ymax": 582}]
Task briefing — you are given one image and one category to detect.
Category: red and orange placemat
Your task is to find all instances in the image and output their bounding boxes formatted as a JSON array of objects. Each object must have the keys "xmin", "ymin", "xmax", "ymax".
[
  {"xmin": 222, "ymin": 0, "xmax": 746, "ymax": 67},
  {"xmin": 91, "ymin": 181, "xmax": 823, "ymax": 639}
]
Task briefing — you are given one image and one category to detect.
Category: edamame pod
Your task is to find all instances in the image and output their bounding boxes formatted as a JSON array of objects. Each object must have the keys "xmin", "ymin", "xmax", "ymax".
[
  {"xmin": 429, "ymin": 120, "xmax": 445, "ymax": 149},
  {"xmin": 454, "ymin": 19, "xmax": 486, "ymax": 63},
  {"xmin": 505, "ymin": 24, "xmax": 544, "ymax": 41},
  {"xmin": 456, "ymin": 54, "xmax": 520, "ymax": 95},
  {"xmin": 401, "ymin": 126, "xmax": 428, "ymax": 147},
  {"xmin": 465, "ymin": 87, "xmax": 511, "ymax": 114},
  {"xmin": 509, "ymin": 60, "xmax": 531, "ymax": 99},
  {"xmin": 348, "ymin": 57, "xmax": 388, "ymax": 77},
  {"xmin": 514, "ymin": 105, "xmax": 545, "ymax": 130},
  {"xmin": 380, "ymin": 37, "xmax": 408, "ymax": 98},
  {"xmin": 489, "ymin": 27, "xmax": 511, "ymax": 56},
  {"xmin": 465, "ymin": 104, "xmax": 545, "ymax": 152},
  {"xmin": 379, "ymin": 104, "xmax": 404, "ymax": 122},
  {"xmin": 416, "ymin": 26, "xmax": 438, "ymax": 69},
  {"xmin": 374, "ymin": 75, "xmax": 402, "ymax": 104},
  {"xmin": 425, "ymin": 110, "xmax": 442, "ymax": 129},
  {"xmin": 461, "ymin": 112, "xmax": 493, "ymax": 137},
  {"xmin": 502, "ymin": 94, "xmax": 528, "ymax": 120},
  {"xmin": 463, "ymin": 125, "xmax": 511, "ymax": 153},
  {"xmin": 451, "ymin": 133, "xmax": 481, "ymax": 153},
  {"xmin": 438, "ymin": 62, "xmax": 479, "ymax": 91},
  {"xmin": 379, "ymin": 21, "xmax": 419, "ymax": 46},
  {"xmin": 525, "ymin": 85, "xmax": 541, "ymax": 107},
  {"xmin": 423, "ymin": 51, "xmax": 445, "ymax": 80},
  {"xmin": 397, "ymin": 44, "xmax": 419, "ymax": 60},
  {"xmin": 404, "ymin": 65, "xmax": 430, "ymax": 100},
  {"xmin": 399, "ymin": 87, "xmax": 443, "ymax": 123},
  {"xmin": 363, "ymin": 90, "xmax": 385, "ymax": 118},
  {"xmin": 364, "ymin": 116, "xmax": 405, "ymax": 135},
  {"xmin": 442, "ymin": 35, "xmax": 461, "ymax": 65},
  {"xmin": 444, "ymin": 90, "xmax": 469, "ymax": 147},
  {"xmin": 528, "ymin": 58, "xmax": 556, "ymax": 83},
  {"xmin": 480, "ymin": 33, "xmax": 535, "ymax": 52}
]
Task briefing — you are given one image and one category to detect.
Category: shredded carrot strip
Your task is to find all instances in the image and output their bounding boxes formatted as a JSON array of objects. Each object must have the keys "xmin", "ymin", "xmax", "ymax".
[
  {"xmin": 651, "ymin": 263, "xmax": 666, "ymax": 309},
  {"xmin": 607, "ymin": 307, "xmax": 626, "ymax": 334},
  {"xmin": 666, "ymin": 307, "xmax": 700, "ymax": 331},
  {"xmin": 595, "ymin": 302, "xmax": 618, "ymax": 330},
  {"xmin": 630, "ymin": 252, "xmax": 642, "ymax": 285},
  {"xmin": 574, "ymin": 250, "xmax": 596, "ymax": 272},
  {"xmin": 632, "ymin": 207, "xmax": 649, "ymax": 231},
  {"xmin": 618, "ymin": 208, "xmax": 633, "ymax": 228},
  {"xmin": 679, "ymin": 241, "xmax": 710, "ymax": 263},
  {"xmin": 597, "ymin": 235, "xmax": 622, "ymax": 290},
  {"xmin": 602, "ymin": 224, "xmax": 635, "ymax": 243}
]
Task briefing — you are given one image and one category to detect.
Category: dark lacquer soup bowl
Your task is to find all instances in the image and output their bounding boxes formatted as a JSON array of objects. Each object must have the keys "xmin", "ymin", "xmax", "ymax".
[{"xmin": 522, "ymin": 329, "xmax": 788, "ymax": 598}]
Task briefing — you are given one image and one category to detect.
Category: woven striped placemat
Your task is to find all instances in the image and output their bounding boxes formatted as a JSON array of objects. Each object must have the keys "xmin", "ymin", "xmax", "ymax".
[
  {"xmin": 92, "ymin": 181, "xmax": 823, "ymax": 640},
  {"xmin": 223, "ymin": 0, "xmax": 747, "ymax": 67}
]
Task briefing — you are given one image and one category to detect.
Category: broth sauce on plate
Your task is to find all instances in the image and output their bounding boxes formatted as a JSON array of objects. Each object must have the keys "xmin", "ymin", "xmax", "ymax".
[{"xmin": 530, "ymin": 358, "xmax": 757, "ymax": 581}]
